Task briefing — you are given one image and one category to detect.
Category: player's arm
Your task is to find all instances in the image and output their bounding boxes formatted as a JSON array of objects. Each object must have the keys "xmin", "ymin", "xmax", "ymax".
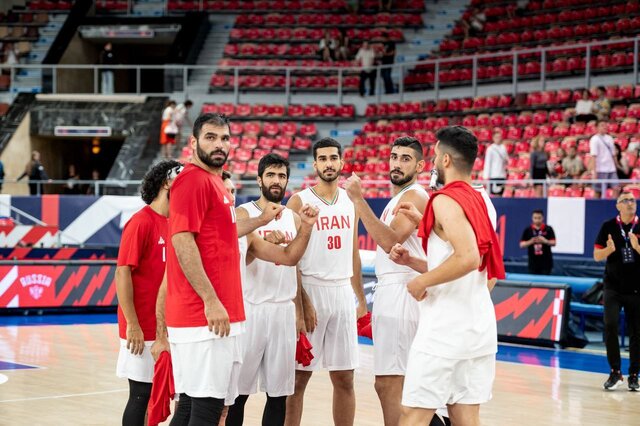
[
  {"xmin": 406, "ymin": 196, "xmax": 481, "ymax": 300},
  {"xmin": 151, "ymin": 272, "xmax": 170, "ymax": 361},
  {"xmin": 172, "ymin": 232, "xmax": 230, "ymax": 337},
  {"xmin": 351, "ymin": 213, "xmax": 367, "ymax": 318},
  {"xmin": 294, "ymin": 264, "xmax": 306, "ymax": 335},
  {"xmin": 487, "ymin": 278, "xmax": 498, "ymax": 291},
  {"xmin": 115, "ymin": 265, "xmax": 144, "ymax": 355},
  {"xmin": 236, "ymin": 202, "xmax": 285, "ymax": 237},
  {"xmin": 297, "ymin": 266, "xmax": 317, "ymax": 333},
  {"xmin": 357, "ymin": 190, "xmax": 428, "ymax": 253},
  {"xmin": 519, "ymin": 229, "xmax": 534, "ymax": 248},
  {"xmin": 389, "ymin": 243, "xmax": 428, "ymax": 273}
]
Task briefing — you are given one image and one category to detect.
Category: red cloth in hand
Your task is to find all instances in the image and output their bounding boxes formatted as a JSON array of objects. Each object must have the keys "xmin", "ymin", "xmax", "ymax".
[
  {"xmin": 418, "ymin": 181, "xmax": 505, "ymax": 280},
  {"xmin": 357, "ymin": 311, "xmax": 373, "ymax": 340},
  {"xmin": 147, "ymin": 351, "xmax": 175, "ymax": 426},
  {"xmin": 296, "ymin": 332, "xmax": 314, "ymax": 367}
]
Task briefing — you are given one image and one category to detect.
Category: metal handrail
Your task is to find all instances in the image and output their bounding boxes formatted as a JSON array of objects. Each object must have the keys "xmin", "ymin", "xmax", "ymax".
[{"xmin": 3, "ymin": 35, "xmax": 640, "ymax": 102}]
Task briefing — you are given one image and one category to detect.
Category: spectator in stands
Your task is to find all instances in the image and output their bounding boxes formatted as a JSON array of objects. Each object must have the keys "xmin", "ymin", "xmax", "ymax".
[
  {"xmin": 356, "ymin": 41, "xmax": 376, "ymax": 96},
  {"xmin": 318, "ymin": 30, "xmax": 337, "ymax": 62},
  {"xmin": 64, "ymin": 164, "xmax": 80, "ymax": 195},
  {"xmin": 378, "ymin": 0, "xmax": 393, "ymax": 11},
  {"xmin": 462, "ymin": 8, "xmax": 486, "ymax": 39},
  {"xmin": 335, "ymin": 30, "xmax": 351, "ymax": 61},
  {"xmin": 562, "ymin": 145, "xmax": 584, "ymax": 179},
  {"xmin": 520, "ymin": 209, "xmax": 556, "ymax": 275},
  {"xmin": 530, "ymin": 136, "xmax": 549, "ymax": 197},
  {"xmin": 17, "ymin": 150, "xmax": 49, "ymax": 195},
  {"xmin": 380, "ymin": 32, "xmax": 395, "ymax": 94},
  {"xmin": 2, "ymin": 42, "xmax": 17, "ymax": 69},
  {"xmin": 99, "ymin": 42, "xmax": 115, "ymax": 94},
  {"xmin": 589, "ymin": 121, "xmax": 617, "ymax": 192},
  {"xmin": 594, "ymin": 86, "xmax": 611, "ymax": 121},
  {"xmin": 574, "ymin": 89, "xmax": 597, "ymax": 123},
  {"xmin": 594, "ymin": 191, "xmax": 640, "ymax": 391},
  {"xmin": 160, "ymin": 100, "xmax": 176, "ymax": 158},
  {"xmin": 482, "ymin": 128, "xmax": 508, "ymax": 195},
  {"xmin": 86, "ymin": 169, "xmax": 101, "ymax": 195},
  {"xmin": 173, "ymin": 100, "xmax": 193, "ymax": 146},
  {"xmin": 614, "ymin": 144, "xmax": 631, "ymax": 180}
]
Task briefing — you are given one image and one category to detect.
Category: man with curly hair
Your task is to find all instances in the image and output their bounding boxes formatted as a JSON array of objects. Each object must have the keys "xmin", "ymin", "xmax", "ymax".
[{"xmin": 115, "ymin": 159, "xmax": 183, "ymax": 426}]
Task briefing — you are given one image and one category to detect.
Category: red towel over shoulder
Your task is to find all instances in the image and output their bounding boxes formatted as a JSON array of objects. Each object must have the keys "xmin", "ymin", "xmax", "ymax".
[
  {"xmin": 148, "ymin": 351, "xmax": 175, "ymax": 426},
  {"xmin": 418, "ymin": 181, "xmax": 505, "ymax": 280}
]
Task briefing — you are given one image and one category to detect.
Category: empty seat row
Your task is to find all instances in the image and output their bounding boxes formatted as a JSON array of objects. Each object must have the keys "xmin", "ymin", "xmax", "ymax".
[
  {"xmin": 202, "ymin": 103, "xmax": 354, "ymax": 119},
  {"xmin": 229, "ymin": 27, "xmax": 403, "ymax": 42},
  {"xmin": 235, "ymin": 13, "xmax": 422, "ymax": 28},
  {"xmin": 168, "ymin": 0, "xmax": 347, "ymax": 12},
  {"xmin": 209, "ymin": 74, "xmax": 360, "ymax": 90},
  {"xmin": 227, "ymin": 121, "xmax": 317, "ymax": 138}
]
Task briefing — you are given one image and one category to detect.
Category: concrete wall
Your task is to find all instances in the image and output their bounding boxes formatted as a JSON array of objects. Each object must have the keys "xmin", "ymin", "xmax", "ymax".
[
  {"xmin": 0, "ymin": 113, "xmax": 31, "ymax": 195},
  {"xmin": 57, "ymin": 34, "xmax": 97, "ymax": 94}
]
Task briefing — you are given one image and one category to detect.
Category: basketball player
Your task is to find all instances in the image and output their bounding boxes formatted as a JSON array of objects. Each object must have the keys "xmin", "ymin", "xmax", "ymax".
[
  {"xmin": 164, "ymin": 113, "xmax": 246, "ymax": 426},
  {"xmin": 391, "ymin": 126, "xmax": 505, "ymax": 426},
  {"xmin": 343, "ymin": 136, "xmax": 428, "ymax": 426},
  {"xmin": 227, "ymin": 153, "xmax": 317, "ymax": 426},
  {"xmin": 285, "ymin": 137, "xmax": 367, "ymax": 426},
  {"xmin": 115, "ymin": 159, "xmax": 182, "ymax": 426}
]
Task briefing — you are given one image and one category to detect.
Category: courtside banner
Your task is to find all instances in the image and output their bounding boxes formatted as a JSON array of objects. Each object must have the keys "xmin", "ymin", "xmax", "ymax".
[
  {"xmin": 0, "ymin": 262, "xmax": 116, "ymax": 309},
  {"xmin": 492, "ymin": 281, "xmax": 570, "ymax": 344}
]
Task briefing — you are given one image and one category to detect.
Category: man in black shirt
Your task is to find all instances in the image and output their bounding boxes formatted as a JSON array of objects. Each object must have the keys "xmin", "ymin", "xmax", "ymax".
[
  {"xmin": 381, "ymin": 32, "xmax": 395, "ymax": 94},
  {"xmin": 594, "ymin": 191, "xmax": 640, "ymax": 391},
  {"xmin": 519, "ymin": 210, "xmax": 556, "ymax": 275}
]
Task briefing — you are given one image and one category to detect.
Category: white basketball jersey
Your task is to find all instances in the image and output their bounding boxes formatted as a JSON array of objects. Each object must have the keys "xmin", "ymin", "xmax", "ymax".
[
  {"xmin": 414, "ymin": 231, "xmax": 497, "ymax": 359},
  {"xmin": 297, "ymin": 187, "xmax": 355, "ymax": 282},
  {"xmin": 375, "ymin": 183, "xmax": 429, "ymax": 281},
  {"xmin": 473, "ymin": 184, "xmax": 497, "ymax": 230},
  {"xmin": 238, "ymin": 201, "xmax": 298, "ymax": 303}
]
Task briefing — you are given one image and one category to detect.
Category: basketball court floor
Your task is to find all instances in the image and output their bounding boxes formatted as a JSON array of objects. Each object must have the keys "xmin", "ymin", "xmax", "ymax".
[{"xmin": 0, "ymin": 314, "xmax": 638, "ymax": 425}]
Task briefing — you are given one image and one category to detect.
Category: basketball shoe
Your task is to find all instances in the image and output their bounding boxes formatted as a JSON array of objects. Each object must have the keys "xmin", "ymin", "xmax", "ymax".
[{"xmin": 603, "ymin": 370, "xmax": 624, "ymax": 390}]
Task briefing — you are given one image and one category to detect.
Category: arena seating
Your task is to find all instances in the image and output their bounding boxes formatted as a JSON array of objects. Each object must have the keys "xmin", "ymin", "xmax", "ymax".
[
  {"xmin": 202, "ymin": 102, "xmax": 355, "ymax": 121},
  {"xmin": 95, "ymin": 0, "xmax": 129, "ymax": 13},
  {"xmin": 26, "ymin": 0, "xmax": 73, "ymax": 11},
  {"xmin": 336, "ymin": 84, "xmax": 640, "ymax": 198},
  {"xmin": 405, "ymin": 0, "xmax": 640, "ymax": 90}
]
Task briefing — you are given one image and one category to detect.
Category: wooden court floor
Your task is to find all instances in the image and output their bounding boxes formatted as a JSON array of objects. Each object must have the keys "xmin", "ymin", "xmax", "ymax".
[{"xmin": 1, "ymin": 322, "xmax": 639, "ymax": 425}]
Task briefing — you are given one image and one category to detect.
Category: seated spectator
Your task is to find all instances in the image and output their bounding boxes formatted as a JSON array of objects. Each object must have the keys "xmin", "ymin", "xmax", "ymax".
[
  {"xmin": 318, "ymin": 30, "xmax": 337, "ymax": 62},
  {"xmin": 530, "ymin": 136, "xmax": 549, "ymax": 197},
  {"xmin": 593, "ymin": 86, "xmax": 611, "ymax": 121},
  {"xmin": 462, "ymin": 8, "xmax": 486, "ymax": 39},
  {"xmin": 574, "ymin": 89, "xmax": 597, "ymax": 122},
  {"xmin": 379, "ymin": 0, "xmax": 393, "ymax": 11},
  {"xmin": 562, "ymin": 145, "xmax": 585, "ymax": 178},
  {"xmin": 335, "ymin": 30, "xmax": 351, "ymax": 61},
  {"xmin": 614, "ymin": 143, "xmax": 631, "ymax": 180},
  {"xmin": 549, "ymin": 147, "xmax": 566, "ymax": 178}
]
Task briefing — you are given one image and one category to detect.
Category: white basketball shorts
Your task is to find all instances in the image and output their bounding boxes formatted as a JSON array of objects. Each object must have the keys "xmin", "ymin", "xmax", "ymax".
[{"xmin": 116, "ymin": 339, "xmax": 155, "ymax": 383}]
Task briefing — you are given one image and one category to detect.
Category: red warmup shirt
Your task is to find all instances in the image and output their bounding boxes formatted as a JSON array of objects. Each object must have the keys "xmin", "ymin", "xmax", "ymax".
[
  {"xmin": 117, "ymin": 205, "xmax": 168, "ymax": 341},
  {"xmin": 166, "ymin": 163, "xmax": 244, "ymax": 327}
]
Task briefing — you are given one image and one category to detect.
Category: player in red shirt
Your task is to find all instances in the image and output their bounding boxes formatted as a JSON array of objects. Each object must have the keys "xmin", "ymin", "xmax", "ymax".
[{"xmin": 116, "ymin": 159, "xmax": 182, "ymax": 426}]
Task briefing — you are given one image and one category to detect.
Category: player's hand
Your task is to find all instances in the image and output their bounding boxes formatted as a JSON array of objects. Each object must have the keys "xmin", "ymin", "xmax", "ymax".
[
  {"xmin": 344, "ymin": 172, "xmax": 363, "ymax": 201},
  {"xmin": 218, "ymin": 407, "xmax": 229, "ymax": 426},
  {"xmin": 630, "ymin": 232, "xmax": 639, "ymax": 250},
  {"xmin": 389, "ymin": 243, "xmax": 411, "ymax": 266},
  {"xmin": 265, "ymin": 230, "xmax": 287, "ymax": 245},
  {"xmin": 259, "ymin": 202, "xmax": 285, "ymax": 224},
  {"xmin": 606, "ymin": 234, "xmax": 616, "ymax": 252},
  {"xmin": 205, "ymin": 299, "xmax": 230, "ymax": 337},
  {"xmin": 356, "ymin": 300, "xmax": 368, "ymax": 320},
  {"xmin": 126, "ymin": 324, "xmax": 145, "ymax": 355},
  {"xmin": 393, "ymin": 202, "xmax": 423, "ymax": 226},
  {"xmin": 299, "ymin": 204, "xmax": 320, "ymax": 227},
  {"xmin": 150, "ymin": 336, "xmax": 170, "ymax": 361},
  {"xmin": 303, "ymin": 300, "xmax": 317, "ymax": 333},
  {"xmin": 406, "ymin": 276, "xmax": 428, "ymax": 301}
]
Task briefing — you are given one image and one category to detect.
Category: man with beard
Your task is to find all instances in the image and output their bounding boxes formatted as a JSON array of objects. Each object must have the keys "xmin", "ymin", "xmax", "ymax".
[
  {"xmin": 343, "ymin": 136, "xmax": 429, "ymax": 426},
  {"xmin": 116, "ymin": 160, "xmax": 182, "ymax": 426},
  {"xmin": 389, "ymin": 127, "xmax": 504, "ymax": 426},
  {"xmin": 164, "ymin": 113, "xmax": 250, "ymax": 425},
  {"xmin": 226, "ymin": 154, "xmax": 317, "ymax": 426},
  {"xmin": 285, "ymin": 138, "xmax": 367, "ymax": 426}
]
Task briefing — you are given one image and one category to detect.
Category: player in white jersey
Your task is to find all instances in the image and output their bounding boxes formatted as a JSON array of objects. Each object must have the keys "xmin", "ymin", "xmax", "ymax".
[
  {"xmin": 390, "ymin": 127, "xmax": 504, "ymax": 426},
  {"xmin": 285, "ymin": 138, "xmax": 367, "ymax": 426},
  {"xmin": 227, "ymin": 154, "xmax": 307, "ymax": 426},
  {"xmin": 343, "ymin": 136, "xmax": 428, "ymax": 426}
]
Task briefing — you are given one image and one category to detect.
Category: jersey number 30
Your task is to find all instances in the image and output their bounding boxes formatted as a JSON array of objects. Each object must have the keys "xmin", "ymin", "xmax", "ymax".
[{"xmin": 327, "ymin": 235, "xmax": 342, "ymax": 250}]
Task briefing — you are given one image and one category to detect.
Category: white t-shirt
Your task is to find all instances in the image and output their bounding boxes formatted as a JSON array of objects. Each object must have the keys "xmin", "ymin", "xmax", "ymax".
[
  {"xmin": 482, "ymin": 144, "xmax": 508, "ymax": 179},
  {"xmin": 173, "ymin": 104, "xmax": 188, "ymax": 127},
  {"xmin": 589, "ymin": 133, "xmax": 616, "ymax": 173},
  {"xmin": 355, "ymin": 48, "xmax": 376, "ymax": 71},
  {"xmin": 162, "ymin": 106, "xmax": 174, "ymax": 121},
  {"xmin": 375, "ymin": 183, "xmax": 428, "ymax": 283},
  {"xmin": 575, "ymin": 99, "xmax": 594, "ymax": 115},
  {"xmin": 413, "ymin": 231, "xmax": 497, "ymax": 359}
]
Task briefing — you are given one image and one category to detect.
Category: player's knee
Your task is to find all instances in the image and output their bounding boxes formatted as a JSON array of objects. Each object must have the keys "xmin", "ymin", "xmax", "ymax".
[
  {"xmin": 294, "ymin": 371, "xmax": 312, "ymax": 392},
  {"xmin": 330, "ymin": 371, "xmax": 354, "ymax": 392},
  {"xmin": 374, "ymin": 376, "xmax": 400, "ymax": 398}
]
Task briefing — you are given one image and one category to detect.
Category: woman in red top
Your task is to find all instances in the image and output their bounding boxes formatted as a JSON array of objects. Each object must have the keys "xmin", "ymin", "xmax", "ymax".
[{"xmin": 116, "ymin": 159, "xmax": 182, "ymax": 426}]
